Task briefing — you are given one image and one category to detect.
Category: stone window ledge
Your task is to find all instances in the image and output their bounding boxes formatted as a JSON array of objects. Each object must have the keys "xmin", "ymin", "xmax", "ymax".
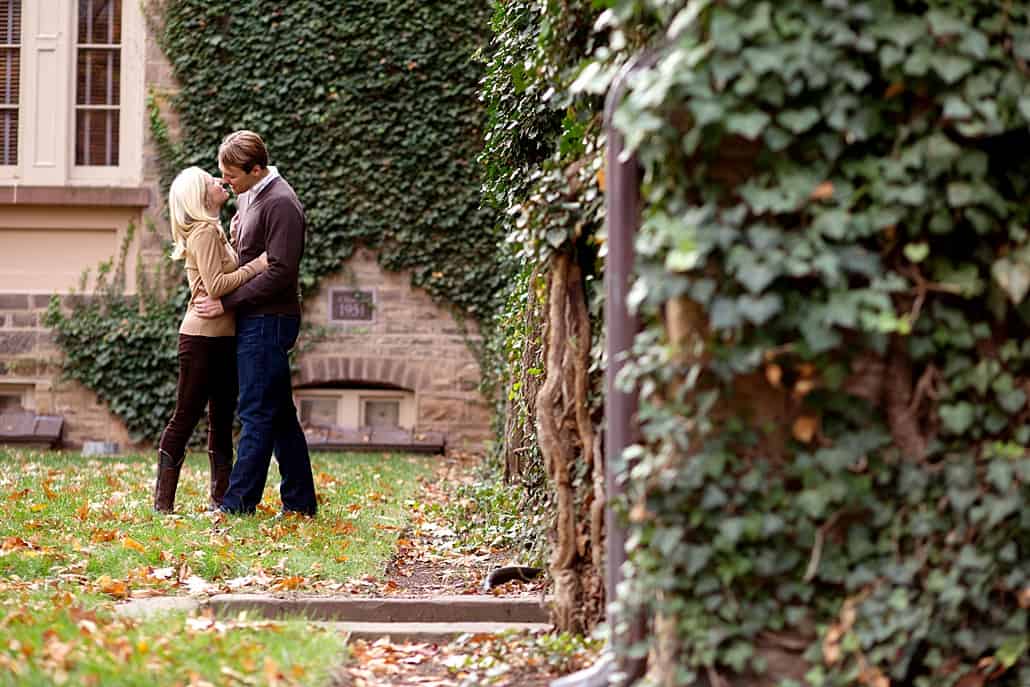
[{"xmin": 0, "ymin": 185, "xmax": 150, "ymax": 208}]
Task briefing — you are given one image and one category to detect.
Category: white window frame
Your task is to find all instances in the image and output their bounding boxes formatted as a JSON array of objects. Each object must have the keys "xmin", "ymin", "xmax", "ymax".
[
  {"xmin": 2, "ymin": 0, "xmax": 144, "ymax": 187},
  {"xmin": 295, "ymin": 388, "xmax": 416, "ymax": 430},
  {"xmin": 0, "ymin": 381, "xmax": 35, "ymax": 412},
  {"xmin": 0, "ymin": 0, "xmax": 20, "ymax": 178}
]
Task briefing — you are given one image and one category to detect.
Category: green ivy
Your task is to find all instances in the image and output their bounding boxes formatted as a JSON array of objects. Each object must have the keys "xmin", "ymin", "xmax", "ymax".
[
  {"xmin": 150, "ymin": 0, "xmax": 501, "ymax": 314},
  {"xmin": 46, "ymin": 1, "xmax": 500, "ymax": 442},
  {"xmin": 478, "ymin": 0, "xmax": 609, "ymax": 578},
  {"xmin": 595, "ymin": 0, "xmax": 1030, "ymax": 684},
  {"xmin": 488, "ymin": 0, "xmax": 1030, "ymax": 685},
  {"xmin": 43, "ymin": 224, "xmax": 185, "ymax": 442}
]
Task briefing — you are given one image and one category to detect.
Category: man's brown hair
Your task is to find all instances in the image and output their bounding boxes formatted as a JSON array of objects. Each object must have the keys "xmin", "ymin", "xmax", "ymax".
[{"xmin": 218, "ymin": 130, "xmax": 268, "ymax": 172}]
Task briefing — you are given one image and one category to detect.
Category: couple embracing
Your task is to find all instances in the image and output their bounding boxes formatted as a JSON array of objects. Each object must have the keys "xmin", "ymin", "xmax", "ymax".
[{"xmin": 152, "ymin": 130, "xmax": 317, "ymax": 518}]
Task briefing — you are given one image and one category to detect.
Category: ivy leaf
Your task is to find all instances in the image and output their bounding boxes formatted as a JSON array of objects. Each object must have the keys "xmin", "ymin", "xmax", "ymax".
[
  {"xmin": 1019, "ymin": 97, "xmax": 1030, "ymax": 122},
  {"xmin": 778, "ymin": 108, "xmax": 821, "ymax": 134},
  {"xmin": 991, "ymin": 256, "xmax": 1030, "ymax": 304},
  {"xmin": 939, "ymin": 402, "xmax": 975, "ymax": 434},
  {"xmin": 736, "ymin": 262, "xmax": 777, "ymax": 294},
  {"xmin": 545, "ymin": 228, "xmax": 567, "ymax": 249},
  {"xmin": 736, "ymin": 294, "xmax": 782, "ymax": 324},
  {"xmin": 926, "ymin": 10, "xmax": 966, "ymax": 37},
  {"xmin": 877, "ymin": 16, "xmax": 924, "ymax": 47},
  {"xmin": 726, "ymin": 111, "xmax": 771, "ymax": 139},
  {"xmin": 932, "ymin": 54, "xmax": 973, "ymax": 84},
  {"xmin": 995, "ymin": 635, "xmax": 1028, "ymax": 669},
  {"xmin": 996, "ymin": 389, "xmax": 1026, "ymax": 415},
  {"xmin": 903, "ymin": 243, "xmax": 929, "ymax": 263}
]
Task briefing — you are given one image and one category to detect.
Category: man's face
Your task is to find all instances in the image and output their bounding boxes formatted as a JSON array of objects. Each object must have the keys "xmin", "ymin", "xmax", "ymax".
[{"xmin": 218, "ymin": 162, "xmax": 263, "ymax": 195}]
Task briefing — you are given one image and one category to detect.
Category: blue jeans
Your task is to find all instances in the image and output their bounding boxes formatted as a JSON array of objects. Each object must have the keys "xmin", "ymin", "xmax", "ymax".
[{"xmin": 220, "ymin": 315, "xmax": 317, "ymax": 515}]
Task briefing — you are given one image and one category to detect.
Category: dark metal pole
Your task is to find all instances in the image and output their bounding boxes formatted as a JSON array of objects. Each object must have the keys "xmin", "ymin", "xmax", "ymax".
[{"xmin": 552, "ymin": 56, "xmax": 648, "ymax": 687}]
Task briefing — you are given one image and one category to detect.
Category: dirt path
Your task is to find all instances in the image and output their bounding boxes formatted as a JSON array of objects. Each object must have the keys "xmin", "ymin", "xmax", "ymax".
[{"xmin": 331, "ymin": 453, "xmax": 599, "ymax": 686}]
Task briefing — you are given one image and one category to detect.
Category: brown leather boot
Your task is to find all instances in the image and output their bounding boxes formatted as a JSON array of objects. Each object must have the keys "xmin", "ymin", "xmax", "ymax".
[
  {"xmin": 153, "ymin": 449, "xmax": 185, "ymax": 513},
  {"xmin": 207, "ymin": 450, "xmax": 232, "ymax": 510}
]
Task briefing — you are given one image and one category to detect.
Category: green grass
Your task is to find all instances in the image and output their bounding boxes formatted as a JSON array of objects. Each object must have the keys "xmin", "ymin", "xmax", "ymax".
[
  {"xmin": 0, "ymin": 448, "xmax": 434, "ymax": 685},
  {"xmin": 0, "ymin": 449, "xmax": 431, "ymax": 584},
  {"xmin": 0, "ymin": 588, "xmax": 346, "ymax": 686}
]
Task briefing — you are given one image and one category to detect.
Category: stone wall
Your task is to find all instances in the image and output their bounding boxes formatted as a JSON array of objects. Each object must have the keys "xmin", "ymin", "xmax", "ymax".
[
  {"xmin": 0, "ymin": 294, "xmax": 133, "ymax": 447},
  {"xmin": 296, "ymin": 247, "xmax": 492, "ymax": 453},
  {"xmin": 0, "ymin": 16, "xmax": 173, "ymax": 450}
]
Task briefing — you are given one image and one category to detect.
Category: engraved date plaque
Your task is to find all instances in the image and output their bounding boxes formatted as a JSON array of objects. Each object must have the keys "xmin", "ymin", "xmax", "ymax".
[{"xmin": 329, "ymin": 288, "xmax": 375, "ymax": 323}]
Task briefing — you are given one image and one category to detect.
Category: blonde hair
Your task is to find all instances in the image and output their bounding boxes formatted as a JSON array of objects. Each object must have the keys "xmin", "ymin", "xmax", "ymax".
[
  {"xmin": 218, "ymin": 130, "xmax": 268, "ymax": 172},
  {"xmin": 168, "ymin": 166, "xmax": 220, "ymax": 261}
]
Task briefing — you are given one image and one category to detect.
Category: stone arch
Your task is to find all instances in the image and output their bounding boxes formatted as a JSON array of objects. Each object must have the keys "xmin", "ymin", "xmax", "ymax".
[{"xmin": 295, "ymin": 355, "xmax": 430, "ymax": 392}]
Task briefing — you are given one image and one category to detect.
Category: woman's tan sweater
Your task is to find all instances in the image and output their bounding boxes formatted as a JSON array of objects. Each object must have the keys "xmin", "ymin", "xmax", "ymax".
[{"xmin": 179, "ymin": 222, "xmax": 265, "ymax": 337}]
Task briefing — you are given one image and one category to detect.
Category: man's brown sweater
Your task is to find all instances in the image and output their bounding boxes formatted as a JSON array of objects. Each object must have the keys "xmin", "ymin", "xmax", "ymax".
[{"xmin": 222, "ymin": 175, "xmax": 304, "ymax": 317}]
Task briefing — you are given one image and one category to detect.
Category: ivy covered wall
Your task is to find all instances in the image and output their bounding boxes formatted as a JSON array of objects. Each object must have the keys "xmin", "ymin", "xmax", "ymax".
[
  {"xmin": 486, "ymin": 0, "xmax": 1030, "ymax": 685},
  {"xmin": 47, "ymin": 1, "xmax": 501, "ymax": 442}
]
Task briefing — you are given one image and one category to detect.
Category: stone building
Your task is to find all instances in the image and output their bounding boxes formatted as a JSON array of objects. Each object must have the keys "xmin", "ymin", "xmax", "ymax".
[{"xmin": 0, "ymin": 0, "xmax": 490, "ymax": 453}]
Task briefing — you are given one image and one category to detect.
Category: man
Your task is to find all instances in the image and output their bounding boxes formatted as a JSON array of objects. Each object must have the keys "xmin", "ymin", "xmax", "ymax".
[{"xmin": 194, "ymin": 130, "xmax": 318, "ymax": 517}]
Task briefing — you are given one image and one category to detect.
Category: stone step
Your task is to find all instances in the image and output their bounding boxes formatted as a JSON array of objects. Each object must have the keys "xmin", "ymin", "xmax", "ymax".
[
  {"xmin": 206, "ymin": 593, "xmax": 550, "ymax": 624},
  {"xmin": 313, "ymin": 620, "xmax": 552, "ymax": 643}
]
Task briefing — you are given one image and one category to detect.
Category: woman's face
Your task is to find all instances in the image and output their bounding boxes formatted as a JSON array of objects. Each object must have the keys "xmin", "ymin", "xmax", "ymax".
[{"xmin": 204, "ymin": 174, "xmax": 230, "ymax": 211}]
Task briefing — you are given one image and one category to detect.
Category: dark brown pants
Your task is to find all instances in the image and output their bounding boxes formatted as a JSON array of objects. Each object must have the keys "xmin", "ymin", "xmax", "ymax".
[{"xmin": 158, "ymin": 334, "xmax": 238, "ymax": 460}]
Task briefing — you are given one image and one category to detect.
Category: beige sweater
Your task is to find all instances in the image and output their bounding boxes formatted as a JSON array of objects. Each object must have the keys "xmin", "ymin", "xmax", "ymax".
[{"xmin": 179, "ymin": 222, "xmax": 265, "ymax": 337}]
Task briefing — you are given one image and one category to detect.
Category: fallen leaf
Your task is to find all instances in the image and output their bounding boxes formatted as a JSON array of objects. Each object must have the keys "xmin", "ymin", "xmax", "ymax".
[
  {"xmin": 810, "ymin": 181, "xmax": 835, "ymax": 201},
  {"xmin": 122, "ymin": 537, "xmax": 146, "ymax": 554},
  {"xmin": 97, "ymin": 576, "xmax": 129, "ymax": 599},
  {"xmin": 884, "ymin": 81, "xmax": 905, "ymax": 99},
  {"xmin": 792, "ymin": 415, "xmax": 818, "ymax": 443}
]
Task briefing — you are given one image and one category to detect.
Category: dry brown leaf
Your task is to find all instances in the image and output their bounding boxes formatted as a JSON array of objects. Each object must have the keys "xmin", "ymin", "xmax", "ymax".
[
  {"xmin": 810, "ymin": 181, "xmax": 835, "ymax": 200},
  {"xmin": 97, "ymin": 576, "xmax": 129, "ymax": 599},
  {"xmin": 793, "ymin": 378, "xmax": 816, "ymax": 398},
  {"xmin": 884, "ymin": 81, "xmax": 905, "ymax": 99},
  {"xmin": 121, "ymin": 537, "xmax": 146, "ymax": 554},
  {"xmin": 792, "ymin": 415, "xmax": 818, "ymax": 443}
]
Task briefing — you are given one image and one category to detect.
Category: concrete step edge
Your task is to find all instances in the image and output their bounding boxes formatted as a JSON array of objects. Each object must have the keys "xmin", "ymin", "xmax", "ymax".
[
  {"xmin": 205, "ymin": 593, "xmax": 550, "ymax": 624},
  {"xmin": 312, "ymin": 621, "xmax": 553, "ymax": 643}
]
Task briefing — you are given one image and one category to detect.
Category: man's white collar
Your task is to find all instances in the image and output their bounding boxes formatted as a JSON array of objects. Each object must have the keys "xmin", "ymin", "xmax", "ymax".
[{"xmin": 247, "ymin": 165, "xmax": 280, "ymax": 200}]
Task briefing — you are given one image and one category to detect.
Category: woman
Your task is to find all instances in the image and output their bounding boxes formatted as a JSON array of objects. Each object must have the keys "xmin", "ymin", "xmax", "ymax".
[{"xmin": 153, "ymin": 166, "xmax": 268, "ymax": 513}]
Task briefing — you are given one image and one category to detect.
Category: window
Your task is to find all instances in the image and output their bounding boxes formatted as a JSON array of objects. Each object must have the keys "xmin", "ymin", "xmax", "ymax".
[
  {"xmin": 299, "ymin": 397, "xmax": 338, "ymax": 428},
  {"xmin": 75, "ymin": 0, "xmax": 120, "ymax": 167},
  {"xmin": 295, "ymin": 388, "xmax": 415, "ymax": 430},
  {"xmin": 363, "ymin": 399, "xmax": 400, "ymax": 428},
  {"xmin": 0, "ymin": 0, "xmax": 19, "ymax": 167},
  {"xmin": 0, "ymin": 383, "xmax": 33, "ymax": 414},
  {"xmin": 1, "ymin": 0, "xmax": 143, "ymax": 186}
]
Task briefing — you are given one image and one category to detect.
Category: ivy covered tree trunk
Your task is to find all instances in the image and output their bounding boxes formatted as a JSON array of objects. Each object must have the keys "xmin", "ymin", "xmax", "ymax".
[{"xmin": 535, "ymin": 251, "xmax": 605, "ymax": 633}]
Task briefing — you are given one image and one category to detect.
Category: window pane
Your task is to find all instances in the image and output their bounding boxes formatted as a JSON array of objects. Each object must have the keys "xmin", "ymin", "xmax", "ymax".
[
  {"xmin": 0, "ymin": 1, "xmax": 18, "ymax": 167},
  {"xmin": 0, "ymin": 48, "xmax": 18, "ymax": 106},
  {"xmin": 76, "ymin": 49, "xmax": 120, "ymax": 106},
  {"xmin": 0, "ymin": 395, "xmax": 24, "ymax": 413},
  {"xmin": 0, "ymin": 109, "xmax": 15, "ymax": 165},
  {"xmin": 75, "ymin": 109, "xmax": 119, "ymax": 166},
  {"xmin": 299, "ymin": 398, "xmax": 338, "ymax": 427},
  {"xmin": 364, "ymin": 400, "xmax": 400, "ymax": 428},
  {"xmin": 0, "ymin": 0, "xmax": 19, "ymax": 45},
  {"xmin": 77, "ymin": 0, "xmax": 120, "ymax": 45},
  {"xmin": 75, "ymin": 0, "xmax": 121, "ymax": 167}
]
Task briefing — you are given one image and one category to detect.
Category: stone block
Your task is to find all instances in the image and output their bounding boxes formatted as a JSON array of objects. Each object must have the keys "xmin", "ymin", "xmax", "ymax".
[
  {"xmin": 0, "ymin": 332, "xmax": 37, "ymax": 355},
  {"xmin": 0, "ymin": 294, "xmax": 29, "ymax": 310},
  {"xmin": 32, "ymin": 294, "xmax": 54, "ymax": 309},
  {"xmin": 419, "ymin": 398, "xmax": 464, "ymax": 424},
  {"xmin": 12, "ymin": 313, "xmax": 37, "ymax": 328}
]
